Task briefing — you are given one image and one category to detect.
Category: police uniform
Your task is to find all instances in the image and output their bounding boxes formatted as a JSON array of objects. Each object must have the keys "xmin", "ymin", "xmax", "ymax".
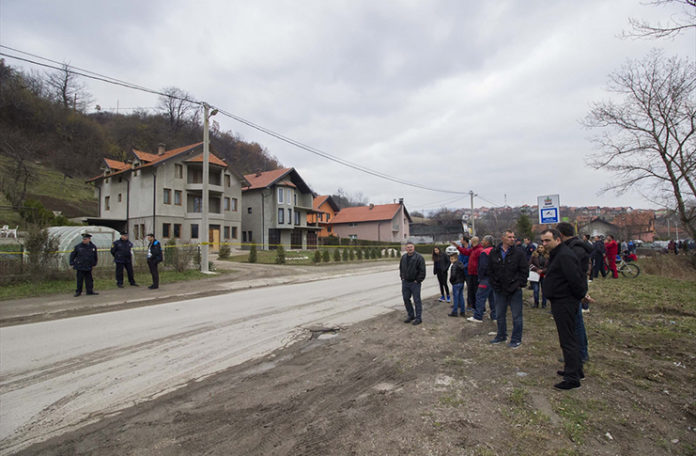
[
  {"xmin": 110, "ymin": 233, "xmax": 138, "ymax": 287},
  {"xmin": 69, "ymin": 233, "xmax": 99, "ymax": 296}
]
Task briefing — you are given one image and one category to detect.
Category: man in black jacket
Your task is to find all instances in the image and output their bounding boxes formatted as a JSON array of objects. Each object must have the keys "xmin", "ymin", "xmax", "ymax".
[
  {"xmin": 541, "ymin": 228, "xmax": 588, "ymax": 390},
  {"xmin": 146, "ymin": 233, "xmax": 163, "ymax": 289},
  {"xmin": 110, "ymin": 232, "xmax": 138, "ymax": 288},
  {"xmin": 591, "ymin": 235, "xmax": 606, "ymax": 279},
  {"xmin": 69, "ymin": 233, "xmax": 99, "ymax": 297},
  {"xmin": 399, "ymin": 241, "xmax": 426, "ymax": 325},
  {"xmin": 488, "ymin": 230, "xmax": 529, "ymax": 348}
]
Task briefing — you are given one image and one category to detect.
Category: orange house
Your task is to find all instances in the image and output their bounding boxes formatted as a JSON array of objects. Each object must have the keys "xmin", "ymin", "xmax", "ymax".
[{"xmin": 308, "ymin": 195, "xmax": 340, "ymax": 238}]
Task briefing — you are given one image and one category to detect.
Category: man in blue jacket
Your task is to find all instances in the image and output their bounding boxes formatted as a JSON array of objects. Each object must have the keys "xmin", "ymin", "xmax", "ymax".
[
  {"xmin": 146, "ymin": 233, "xmax": 163, "ymax": 289},
  {"xmin": 110, "ymin": 232, "xmax": 138, "ymax": 288},
  {"xmin": 69, "ymin": 233, "xmax": 99, "ymax": 297}
]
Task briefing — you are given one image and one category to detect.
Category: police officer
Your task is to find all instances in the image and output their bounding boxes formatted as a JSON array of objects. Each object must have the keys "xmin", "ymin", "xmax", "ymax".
[
  {"xmin": 69, "ymin": 233, "xmax": 99, "ymax": 297},
  {"xmin": 110, "ymin": 232, "xmax": 138, "ymax": 288},
  {"xmin": 146, "ymin": 233, "xmax": 163, "ymax": 289}
]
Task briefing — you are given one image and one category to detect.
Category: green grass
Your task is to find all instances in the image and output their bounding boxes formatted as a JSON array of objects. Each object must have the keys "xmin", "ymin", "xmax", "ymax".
[{"xmin": 0, "ymin": 268, "xmax": 229, "ymax": 300}]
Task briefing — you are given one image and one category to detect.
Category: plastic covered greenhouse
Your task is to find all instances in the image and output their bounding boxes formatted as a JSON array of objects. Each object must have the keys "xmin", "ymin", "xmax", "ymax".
[{"xmin": 45, "ymin": 226, "xmax": 121, "ymax": 269}]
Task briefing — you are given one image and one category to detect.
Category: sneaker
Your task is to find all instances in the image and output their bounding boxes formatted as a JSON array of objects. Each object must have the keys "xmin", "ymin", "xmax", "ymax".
[
  {"xmin": 117, "ymin": 284, "xmax": 124, "ymax": 288},
  {"xmin": 73, "ymin": 292, "xmax": 81, "ymax": 297},
  {"xmin": 557, "ymin": 370, "xmax": 585, "ymax": 379},
  {"xmin": 581, "ymin": 308, "xmax": 589, "ymax": 313},
  {"xmin": 448, "ymin": 312, "xmax": 458, "ymax": 317},
  {"xmin": 446, "ymin": 297, "xmax": 451, "ymax": 303},
  {"xmin": 438, "ymin": 296, "xmax": 445, "ymax": 302},
  {"xmin": 412, "ymin": 318, "xmax": 422, "ymax": 326},
  {"xmin": 554, "ymin": 380, "xmax": 581, "ymax": 390},
  {"xmin": 508, "ymin": 341, "xmax": 521, "ymax": 349},
  {"xmin": 130, "ymin": 283, "xmax": 139, "ymax": 287},
  {"xmin": 148, "ymin": 285, "xmax": 158, "ymax": 290},
  {"xmin": 404, "ymin": 316, "xmax": 415, "ymax": 323},
  {"xmin": 489, "ymin": 338, "xmax": 505, "ymax": 344},
  {"xmin": 467, "ymin": 317, "xmax": 483, "ymax": 323},
  {"xmin": 86, "ymin": 292, "xmax": 99, "ymax": 295}
]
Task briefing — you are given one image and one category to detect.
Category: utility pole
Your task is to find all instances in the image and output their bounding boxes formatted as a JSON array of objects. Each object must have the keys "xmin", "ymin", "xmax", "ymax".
[
  {"xmin": 469, "ymin": 190, "xmax": 476, "ymax": 235},
  {"xmin": 201, "ymin": 103, "xmax": 211, "ymax": 273}
]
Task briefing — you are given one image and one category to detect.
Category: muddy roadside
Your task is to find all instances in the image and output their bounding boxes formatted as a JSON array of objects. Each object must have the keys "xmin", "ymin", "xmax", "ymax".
[{"xmin": 15, "ymin": 280, "xmax": 696, "ymax": 456}]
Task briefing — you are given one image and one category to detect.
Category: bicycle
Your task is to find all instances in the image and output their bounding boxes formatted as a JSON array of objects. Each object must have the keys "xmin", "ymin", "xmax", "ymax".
[{"xmin": 617, "ymin": 255, "xmax": 640, "ymax": 278}]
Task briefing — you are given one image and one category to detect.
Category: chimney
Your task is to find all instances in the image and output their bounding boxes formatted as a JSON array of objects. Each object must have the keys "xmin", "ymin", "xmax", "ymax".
[
  {"xmin": 157, "ymin": 143, "xmax": 166, "ymax": 155},
  {"xmin": 398, "ymin": 198, "xmax": 404, "ymax": 205},
  {"xmin": 369, "ymin": 203, "xmax": 374, "ymax": 210}
]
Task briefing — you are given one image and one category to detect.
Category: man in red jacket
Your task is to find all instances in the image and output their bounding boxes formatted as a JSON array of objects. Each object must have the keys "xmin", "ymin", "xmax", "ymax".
[
  {"xmin": 453, "ymin": 236, "xmax": 483, "ymax": 312},
  {"xmin": 604, "ymin": 235, "xmax": 619, "ymax": 279}
]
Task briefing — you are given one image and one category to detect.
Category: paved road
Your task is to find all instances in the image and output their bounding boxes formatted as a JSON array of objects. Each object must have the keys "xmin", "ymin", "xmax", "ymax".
[{"xmin": 0, "ymin": 264, "xmax": 436, "ymax": 454}]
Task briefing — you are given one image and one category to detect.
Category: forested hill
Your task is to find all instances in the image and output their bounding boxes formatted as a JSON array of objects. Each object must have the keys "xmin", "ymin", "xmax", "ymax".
[{"xmin": 0, "ymin": 59, "xmax": 282, "ymax": 187}]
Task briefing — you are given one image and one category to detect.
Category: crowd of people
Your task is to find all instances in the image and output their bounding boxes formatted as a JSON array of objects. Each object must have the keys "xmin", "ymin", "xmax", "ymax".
[{"xmin": 400, "ymin": 222, "xmax": 597, "ymax": 390}]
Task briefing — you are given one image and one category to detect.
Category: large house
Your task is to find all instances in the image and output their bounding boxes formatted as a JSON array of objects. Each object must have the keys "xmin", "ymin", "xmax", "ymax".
[
  {"xmin": 241, "ymin": 168, "xmax": 320, "ymax": 250},
  {"xmin": 330, "ymin": 200, "xmax": 411, "ymax": 243},
  {"xmin": 88, "ymin": 143, "xmax": 248, "ymax": 249},
  {"xmin": 308, "ymin": 195, "xmax": 340, "ymax": 238}
]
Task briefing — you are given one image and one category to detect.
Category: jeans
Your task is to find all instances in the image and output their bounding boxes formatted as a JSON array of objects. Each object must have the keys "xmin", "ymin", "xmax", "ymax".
[
  {"xmin": 576, "ymin": 303, "xmax": 589, "ymax": 362},
  {"xmin": 493, "ymin": 289, "xmax": 523, "ymax": 343},
  {"xmin": 451, "ymin": 283, "xmax": 465, "ymax": 314},
  {"xmin": 474, "ymin": 280, "xmax": 493, "ymax": 320},
  {"xmin": 402, "ymin": 280, "xmax": 423, "ymax": 319},
  {"xmin": 531, "ymin": 280, "xmax": 547, "ymax": 307}
]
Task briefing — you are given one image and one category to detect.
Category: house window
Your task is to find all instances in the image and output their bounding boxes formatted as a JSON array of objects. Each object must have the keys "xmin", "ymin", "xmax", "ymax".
[
  {"xmin": 210, "ymin": 197, "xmax": 221, "ymax": 213},
  {"xmin": 163, "ymin": 189, "xmax": 171, "ymax": 204},
  {"xmin": 231, "ymin": 226, "xmax": 238, "ymax": 239},
  {"xmin": 174, "ymin": 224, "xmax": 181, "ymax": 238},
  {"xmin": 191, "ymin": 224, "xmax": 199, "ymax": 239},
  {"xmin": 188, "ymin": 167, "xmax": 202, "ymax": 184},
  {"xmin": 163, "ymin": 223, "xmax": 171, "ymax": 238},
  {"xmin": 140, "ymin": 224, "xmax": 145, "ymax": 238},
  {"xmin": 231, "ymin": 198, "xmax": 238, "ymax": 211},
  {"xmin": 134, "ymin": 224, "xmax": 139, "ymax": 240},
  {"xmin": 224, "ymin": 226, "xmax": 230, "ymax": 239},
  {"xmin": 175, "ymin": 164, "xmax": 183, "ymax": 178},
  {"xmin": 286, "ymin": 189, "xmax": 291, "ymax": 204},
  {"xmin": 224, "ymin": 197, "xmax": 230, "ymax": 211},
  {"xmin": 288, "ymin": 209, "xmax": 292, "ymax": 225},
  {"xmin": 349, "ymin": 222, "xmax": 358, "ymax": 227},
  {"xmin": 193, "ymin": 196, "xmax": 202, "ymax": 212},
  {"xmin": 247, "ymin": 231, "xmax": 253, "ymax": 242},
  {"xmin": 278, "ymin": 187, "xmax": 283, "ymax": 203},
  {"xmin": 105, "ymin": 196, "xmax": 110, "ymax": 211},
  {"xmin": 319, "ymin": 213, "xmax": 323, "ymax": 222},
  {"xmin": 349, "ymin": 234, "xmax": 358, "ymax": 240},
  {"xmin": 247, "ymin": 207, "xmax": 252, "ymax": 214},
  {"xmin": 294, "ymin": 193, "xmax": 297, "ymax": 206},
  {"xmin": 118, "ymin": 193, "xmax": 122, "ymax": 202},
  {"xmin": 174, "ymin": 190, "xmax": 182, "ymax": 206},
  {"xmin": 225, "ymin": 174, "xmax": 231, "ymax": 187},
  {"xmin": 242, "ymin": 231, "xmax": 247, "ymax": 243},
  {"xmin": 294, "ymin": 211, "xmax": 300, "ymax": 225},
  {"xmin": 328, "ymin": 226, "xmax": 332, "ymax": 233},
  {"xmin": 278, "ymin": 208, "xmax": 285, "ymax": 224}
]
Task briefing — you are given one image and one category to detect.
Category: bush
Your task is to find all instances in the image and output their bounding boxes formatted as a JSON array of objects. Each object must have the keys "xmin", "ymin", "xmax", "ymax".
[
  {"xmin": 24, "ymin": 227, "xmax": 59, "ymax": 275},
  {"xmin": 248, "ymin": 243, "xmax": 257, "ymax": 263},
  {"xmin": 218, "ymin": 244, "xmax": 231, "ymax": 259},
  {"xmin": 363, "ymin": 248, "xmax": 370, "ymax": 259},
  {"xmin": 377, "ymin": 248, "xmax": 383, "ymax": 258},
  {"xmin": 391, "ymin": 249, "xmax": 396, "ymax": 258},
  {"xmin": 349, "ymin": 249, "xmax": 355, "ymax": 261},
  {"xmin": 20, "ymin": 199, "xmax": 54, "ymax": 226},
  {"xmin": 342, "ymin": 248, "xmax": 349, "ymax": 261},
  {"xmin": 370, "ymin": 248, "xmax": 377, "ymax": 259},
  {"xmin": 275, "ymin": 245, "xmax": 286, "ymax": 264},
  {"xmin": 333, "ymin": 248, "xmax": 341, "ymax": 262},
  {"xmin": 313, "ymin": 250, "xmax": 322, "ymax": 263},
  {"xmin": 356, "ymin": 249, "xmax": 363, "ymax": 260},
  {"xmin": 322, "ymin": 249, "xmax": 330, "ymax": 262}
]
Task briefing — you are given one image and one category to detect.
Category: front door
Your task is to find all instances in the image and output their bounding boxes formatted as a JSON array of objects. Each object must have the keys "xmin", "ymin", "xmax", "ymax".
[{"xmin": 209, "ymin": 225, "xmax": 220, "ymax": 252}]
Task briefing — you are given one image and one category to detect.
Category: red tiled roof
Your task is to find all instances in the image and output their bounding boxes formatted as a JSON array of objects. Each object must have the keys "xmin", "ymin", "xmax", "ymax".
[
  {"xmin": 331, "ymin": 203, "xmax": 402, "ymax": 224},
  {"xmin": 186, "ymin": 153, "xmax": 227, "ymax": 167},
  {"xmin": 242, "ymin": 168, "xmax": 293, "ymax": 191},
  {"xmin": 132, "ymin": 149, "xmax": 160, "ymax": 163},
  {"xmin": 313, "ymin": 195, "xmax": 330, "ymax": 210},
  {"xmin": 104, "ymin": 158, "xmax": 129, "ymax": 171}
]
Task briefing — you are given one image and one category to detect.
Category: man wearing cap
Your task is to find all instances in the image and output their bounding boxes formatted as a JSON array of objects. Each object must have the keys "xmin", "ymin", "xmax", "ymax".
[
  {"xmin": 146, "ymin": 233, "xmax": 163, "ymax": 289},
  {"xmin": 69, "ymin": 233, "xmax": 99, "ymax": 297},
  {"xmin": 110, "ymin": 232, "xmax": 138, "ymax": 288}
]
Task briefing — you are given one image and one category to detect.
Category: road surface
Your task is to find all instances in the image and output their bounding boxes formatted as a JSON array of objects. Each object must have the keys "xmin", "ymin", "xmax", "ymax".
[{"xmin": 0, "ymin": 264, "xmax": 431, "ymax": 454}]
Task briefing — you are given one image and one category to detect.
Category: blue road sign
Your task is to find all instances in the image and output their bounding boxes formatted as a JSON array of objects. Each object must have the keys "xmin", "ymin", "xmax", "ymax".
[{"xmin": 540, "ymin": 207, "xmax": 559, "ymax": 224}]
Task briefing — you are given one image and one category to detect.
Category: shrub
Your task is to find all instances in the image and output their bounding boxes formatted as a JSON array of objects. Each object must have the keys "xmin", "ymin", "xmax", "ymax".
[
  {"xmin": 377, "ymin": 248, "xmax": 383, "ymax": 258},
  {"xmin": 275, "ymin": 245, "xmax": 286, "ymax": 264},
  {"xmin": 248, "ymin": 243, "xmax": 257, "ymax": 263},
  {"xmin": 313, "ymin": 250, "xmax": 322, "ymax": 263},
  {"xmin": 349, "ymin": 249, "xmax": 355, "ymax": 261},
  {"xmin": 24, "ymin": 227, "xmax": 59, "ymax": 275},
  {"xmin": 20, "ymin": 199, "xmax": 54, "ymax": 227},
  {"xmin": 333, "ymin": 248, "xmax": 341, "ymax": 262},
  {"xmin": 218, "ymin": 244, "xmax": 231, "ymax": 259},
  {"xmin": 363, "ymin": 248, "xmax": 370, "ymax": 259},
  {"xmin": 342, "ymin": 248, "xmax": 349, "ymax": 261},
  {"xmin": 370, "ymin": 248, "xmax": 377, "ymax": 259},
  {"xmin": 356, "ymin": 248, "xmax": 363, "ymax": 260},
  {"xmin": 391, "ymin": 248, "xmax": 396, "ymax": 258},
  {"xmin": 322, "ymin": 249, "xmax": 330, "ymax": 262}
]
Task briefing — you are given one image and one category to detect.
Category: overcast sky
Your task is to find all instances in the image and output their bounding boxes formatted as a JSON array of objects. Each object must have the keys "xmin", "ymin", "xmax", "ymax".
[{"xmin": 2, "ymin": 0, "xmax": 695, "ymax": 213}]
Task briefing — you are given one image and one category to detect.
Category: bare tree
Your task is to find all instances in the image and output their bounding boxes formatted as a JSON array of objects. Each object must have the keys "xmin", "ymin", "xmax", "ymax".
[
  {"xmin": 623, "ymin": 0, "xmax": 696, "ymax": 39},
  {"xmin": 0, "ymin": 129, "xmax": 36, "ymax": 209},
  {"xmin": 584, "ymin": 50, "xmax": 696, "ymax": 239},
  {"xmin": 157, "ymin": 87, "xmax": 199, "ymax": 133},
  {"xmin": 44, "ymin": 63, "xmax": 93, "ymax": 111}
]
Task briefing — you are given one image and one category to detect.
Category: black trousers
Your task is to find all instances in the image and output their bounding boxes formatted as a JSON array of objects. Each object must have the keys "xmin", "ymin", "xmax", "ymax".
[
  {"xmin": 148, "ymin": 260, "xmax": 159, "ymax": 288},
  {"xmin": 76, "ymin": 270, "xmax": 94, "ymax": 294},
  {"xmin": 115, "ymin": 262, "xmax": 135, "ymax": 285},
  {"xmin": 436, "ymin": 271, "xmax": 449, "ymax": 297},
  {"xmin": 551, "ymin": 297, "xmax": 582, "ymax": 382},
  {"xmin": 466, "ymin": 274, "xmax": 478, "ymax": 308}
]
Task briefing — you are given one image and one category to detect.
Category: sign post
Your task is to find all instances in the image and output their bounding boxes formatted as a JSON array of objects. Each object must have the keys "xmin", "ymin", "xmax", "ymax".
[{"xmin": 538, "ymin": 194, "xmax": 560, "ymax": 225}]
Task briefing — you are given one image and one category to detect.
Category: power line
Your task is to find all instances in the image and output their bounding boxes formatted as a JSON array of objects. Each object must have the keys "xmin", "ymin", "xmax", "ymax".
[{"xmin": 1, "ymin": 46, "xmax": 475, "ymax": 196}]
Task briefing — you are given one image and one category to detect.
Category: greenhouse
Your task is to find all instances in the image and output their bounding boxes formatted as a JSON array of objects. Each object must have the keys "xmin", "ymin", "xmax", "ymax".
[{"xmin": 44, "ymin": 226, "xmax": 122, "ymax": 269}]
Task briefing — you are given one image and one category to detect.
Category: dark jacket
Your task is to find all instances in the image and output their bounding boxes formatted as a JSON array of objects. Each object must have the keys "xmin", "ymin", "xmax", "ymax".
[
  {"xmin": 69, "ymin": 241, "xmax": 98, "ymax": 271},
  {"xmin": 564, "ymin": 237, "xmax": 592, "ymax": 273},
  {"xmin": 399, "ymin": 252, "xmax": 426, "ymax": 283},
  {"xmin": 449, "ymin": 260, "xmax": 466, "ymax": 285},
  {"xmin": 477, "ymin": 246, "xmax": 493, "ymax": 282},
  {"xmin": 542, "ymin": 242, "xmax": 588, "ymax": 301},
  {"xmin": 488, "ymin": 244, "xmax": 528, "ymax": 295},
  {"xmin": 432, "ymin": 253, "xmax": 449, "ymax": 275},
  {"xmin": 529, "ymin": 253, "xmax": 549, "ymax": 276},
  {"xmin": 592, "ymin": 240, "xmax": 605, "ymax": 258},
  {"xmin": 147, "ymin": 239, "xmax": 163, "ymax": 264},
  {"xmin": 110, "ymin": 239, "xmax": 133, "ymax": 263}
]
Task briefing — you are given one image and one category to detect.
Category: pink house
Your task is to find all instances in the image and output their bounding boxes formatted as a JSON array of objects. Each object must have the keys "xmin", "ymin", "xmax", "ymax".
[{"xmin": 330, "ymin": 200, "xmax": 411, "ymax": 243}]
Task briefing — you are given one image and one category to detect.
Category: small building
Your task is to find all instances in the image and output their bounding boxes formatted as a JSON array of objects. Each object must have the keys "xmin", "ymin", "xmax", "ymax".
[
  {"xmin": 578, "ymin": 217, "xmax": 619, "ymax": 239},
  {"xmin": 87, "ymin": 143, "xmax": 248, "ymax": 250},
  {"xmin": 612, "ymin": 210, "xmax": 656, "ymax": 242},
  {"xmin": 330, "ymin": 200, "xmax": 411, "ymax": 243},
  {"xmin": 308, "ymin": 195, "xmax": 340, "ymax": 238},
  {"xmin": 242, "ymin": 168, "xmax": 320, "ymax": 250}
]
